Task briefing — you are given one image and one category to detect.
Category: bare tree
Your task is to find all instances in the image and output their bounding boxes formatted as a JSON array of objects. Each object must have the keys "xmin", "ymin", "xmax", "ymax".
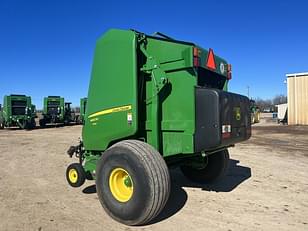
[
  {"xmin": 255, "ymin": 98, "xmax": 273, "ymax": 111},
  {"xmin": 254, "ymin": 94, "xmax": 287, "ymax": 112},
  {"xmin": 272, "ymin": 94, "xmax": 287, "ymax": 105}
]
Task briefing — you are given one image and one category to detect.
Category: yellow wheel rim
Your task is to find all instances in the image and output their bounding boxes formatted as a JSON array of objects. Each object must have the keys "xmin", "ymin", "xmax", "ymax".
[
  {"xmin": 109, "ymin": 168, "xmax": 133, "ymax": 202},
  {"xmin": 68, "ymin": 169, "xmax": 78, "ymax": 184}
]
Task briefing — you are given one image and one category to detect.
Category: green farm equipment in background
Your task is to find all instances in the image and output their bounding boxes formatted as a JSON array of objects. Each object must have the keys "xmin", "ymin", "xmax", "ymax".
[
  {"xmin": 66, "ymin": 29, "xmax": 252, "ymax": 225},
  {"xmin": 78, "ymin": 97, "xmax": 87, "ymax": 124},
  {"xmin": 39, "ymin": 96, "xmax": 77, "ymax": 127},
  {"xmin": 0, "ymin": 94, "xmax": 36, "ymax": 129},
  {"xmin": 250, "ymin": 100, "xmax": 260, "ymax": 123}
]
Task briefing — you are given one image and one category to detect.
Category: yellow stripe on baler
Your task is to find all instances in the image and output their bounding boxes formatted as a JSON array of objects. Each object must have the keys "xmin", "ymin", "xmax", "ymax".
[{"xmin": 88, "ymin": 105, "xmax": 132, "ymax": 119}]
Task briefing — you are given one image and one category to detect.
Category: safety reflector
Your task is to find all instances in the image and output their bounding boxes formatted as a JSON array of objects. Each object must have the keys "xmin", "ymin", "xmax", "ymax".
[
  {"xmin": 222, "ymin": 133, "xmax": 231, "ymax": 139},
  {"xmin": 227, "ymin": 64, "xmax": 232, "ymax": 80},
  {"xmin": 193, "ymin": 47, "xmax": 200, "ymax": 67},
  {"xmin": 193, "ymin": 47, "xmax": 199, "ymax": 57},
  {"xmin": 206, "ymin": 48, "xmax": 216, "ymax": 70},
  {"xmin": 194, "ymin": 57, "xmax": 200, "ymax": 67}
]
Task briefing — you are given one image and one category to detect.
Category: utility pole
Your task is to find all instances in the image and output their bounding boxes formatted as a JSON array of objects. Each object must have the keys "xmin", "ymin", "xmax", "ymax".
[{"xmin": 247, "ymin": 86, "xmax": 250, "ymax": 98}]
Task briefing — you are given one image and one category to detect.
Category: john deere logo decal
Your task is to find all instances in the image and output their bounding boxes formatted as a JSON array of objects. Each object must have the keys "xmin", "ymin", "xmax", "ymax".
[{"xmin": 234, "ymin": 107, "xmax": 241, "ymax": 121}]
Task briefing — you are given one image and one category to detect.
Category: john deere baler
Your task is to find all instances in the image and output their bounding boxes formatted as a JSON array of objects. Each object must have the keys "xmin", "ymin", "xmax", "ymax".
[
  {"xmin": 0, "ymin": 94, "xmax": 36, "ymax": 129},
  {"xmin": 66, "ymin": 29, "xmax": 251, "ymax": 225}
]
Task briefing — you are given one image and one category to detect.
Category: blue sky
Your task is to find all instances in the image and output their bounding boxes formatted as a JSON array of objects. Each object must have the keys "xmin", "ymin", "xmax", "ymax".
[{"xmin": 0, "ymin": 0, "xmax": 307, "ymax": 109}]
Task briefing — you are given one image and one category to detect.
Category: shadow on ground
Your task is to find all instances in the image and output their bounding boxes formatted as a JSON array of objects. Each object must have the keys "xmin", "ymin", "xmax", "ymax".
[
  {"xmin": 82, "ymin": 184, "xmax": 96, "ymax": 194},
  {"xmin": 173, "ymin": 159, "xmax": 252, "ymax": 192},
  {"xmin": 152, "ymin": 159, "xmax": 251, "ymax": 223},
  {"xmin": 82, "ymin": 158, "xmax": 251, "ymax": 224}
]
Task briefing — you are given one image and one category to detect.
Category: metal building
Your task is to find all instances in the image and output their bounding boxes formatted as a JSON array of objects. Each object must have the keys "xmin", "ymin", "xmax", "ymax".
[{"xmin": 286, "ymin": 72, "xmax": 308, "ymax": 125}]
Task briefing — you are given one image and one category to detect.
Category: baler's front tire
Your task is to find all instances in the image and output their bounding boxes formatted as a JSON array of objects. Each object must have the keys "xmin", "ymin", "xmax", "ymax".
[
  {"xmin": 66, "ymin": 163, "xmax": 86, "ymax": 187},
  {"xmin": 96, "ymin": 140, "xmax": 170, "ymax": 226},
  {"xmin": 181, "ymin": 149, "xmax": 229, "ymax": 183}
]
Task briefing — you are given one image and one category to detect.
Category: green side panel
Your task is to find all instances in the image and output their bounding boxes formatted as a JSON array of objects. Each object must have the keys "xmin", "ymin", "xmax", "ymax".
[
  {"xmin": 144, "ymin": 38, "xmax": 196, "ymax": 156},
  {"xmin": 80, "ymin": 97, "xmax": 87, "ymax": 121},
  {"xmin": 2, "ymin": 96, "xmax": 8, "ymax": 121},
  {"xmin": 82, "ymin": 29, "xmax": 138, "ymax": 151},
  {"xmin": 143, "ymin": 38, "xmax": 194, "ymax": 68},
  {"xmin": 145, "ymin": 69, "xmax": 196, "ymax": 156}
]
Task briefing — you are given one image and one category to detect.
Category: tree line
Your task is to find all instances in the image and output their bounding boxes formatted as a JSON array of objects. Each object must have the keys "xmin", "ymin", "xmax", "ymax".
[{"xmin": 254, "ymin": 94, "xmax": 287, "ymax": 112}]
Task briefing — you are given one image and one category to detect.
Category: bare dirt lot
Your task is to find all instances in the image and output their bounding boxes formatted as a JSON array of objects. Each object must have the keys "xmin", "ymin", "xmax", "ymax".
[{"xmin": 0, "ymin": 119, "xmax": 308, "ymax": 231}]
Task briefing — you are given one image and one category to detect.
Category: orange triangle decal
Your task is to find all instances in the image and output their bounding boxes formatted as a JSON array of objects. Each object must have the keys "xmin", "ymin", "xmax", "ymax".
[{"xmin": 206, "ymin": 48, "xmax": 216, "ymax": 70}]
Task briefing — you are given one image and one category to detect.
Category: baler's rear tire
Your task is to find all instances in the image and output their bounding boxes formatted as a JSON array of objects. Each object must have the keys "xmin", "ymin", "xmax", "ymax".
[
  {"xmin": 181, "ymin": 149, "xmax": 229, "ymax": 183},
  {"xmin": 66, "ymin": 163, "xmax": 86, "ymax": 187},
  {"xmin": 96, "ymin": 140, "xmax": 170, "ymax": 226}
]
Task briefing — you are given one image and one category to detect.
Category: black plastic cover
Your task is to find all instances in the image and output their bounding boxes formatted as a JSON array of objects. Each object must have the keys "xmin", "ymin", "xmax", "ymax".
[{"xmin": 194, "ymin": 87, "xmax": 251, "ymax": 152}]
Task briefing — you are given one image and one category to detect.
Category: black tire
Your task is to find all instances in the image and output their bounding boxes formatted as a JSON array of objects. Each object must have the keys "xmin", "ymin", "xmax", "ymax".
[
  {"xmin": 181, "ymin": 149, "xmax": 229, "ymax": 183},
  {"xmin": 30, "ymin": 118, "xmax": 36, "ymax": 129},
  {"xmin": 39, "ymin": 119, "xmax": 46, "ymax": 127},
  {"xmin": 96, "ymin": 140, "xmax": 170, "ymax": 226},
  {"xmin": 64, "ymin": 119, "xmax": 70, "ymax": 126},
  {"xmin": 66, "ymin": 163, "xmax": 86, "ymax": 187},
  {"xmin": 24, "ymin": 122, "xmax": 31, "ymax": 130},
  {"xmin": 25, "ymin": 119, "xmax": 35, "ymax": 130}
]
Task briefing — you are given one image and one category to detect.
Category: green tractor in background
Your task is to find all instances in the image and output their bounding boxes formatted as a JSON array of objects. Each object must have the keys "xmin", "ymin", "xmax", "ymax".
[
  {"xmin": 39, "ymin": 96, "xmax": 77, "ymax": 127},
  {"xmin": 65, "ymin": 29, "xmax": 251, "ymax": 225},
  {"xmin": 250, "ymin": 99, "xmax": 260, "ymax": 123},
  {"xmin": 0, "ymin": 94, "xmax": 36, "ymax": 129}
]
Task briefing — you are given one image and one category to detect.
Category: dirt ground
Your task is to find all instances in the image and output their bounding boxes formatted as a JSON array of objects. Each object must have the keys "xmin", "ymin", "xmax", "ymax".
[{"xmin": 0, "ymin": 117, "xmax": 308, "ymax": 231}]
